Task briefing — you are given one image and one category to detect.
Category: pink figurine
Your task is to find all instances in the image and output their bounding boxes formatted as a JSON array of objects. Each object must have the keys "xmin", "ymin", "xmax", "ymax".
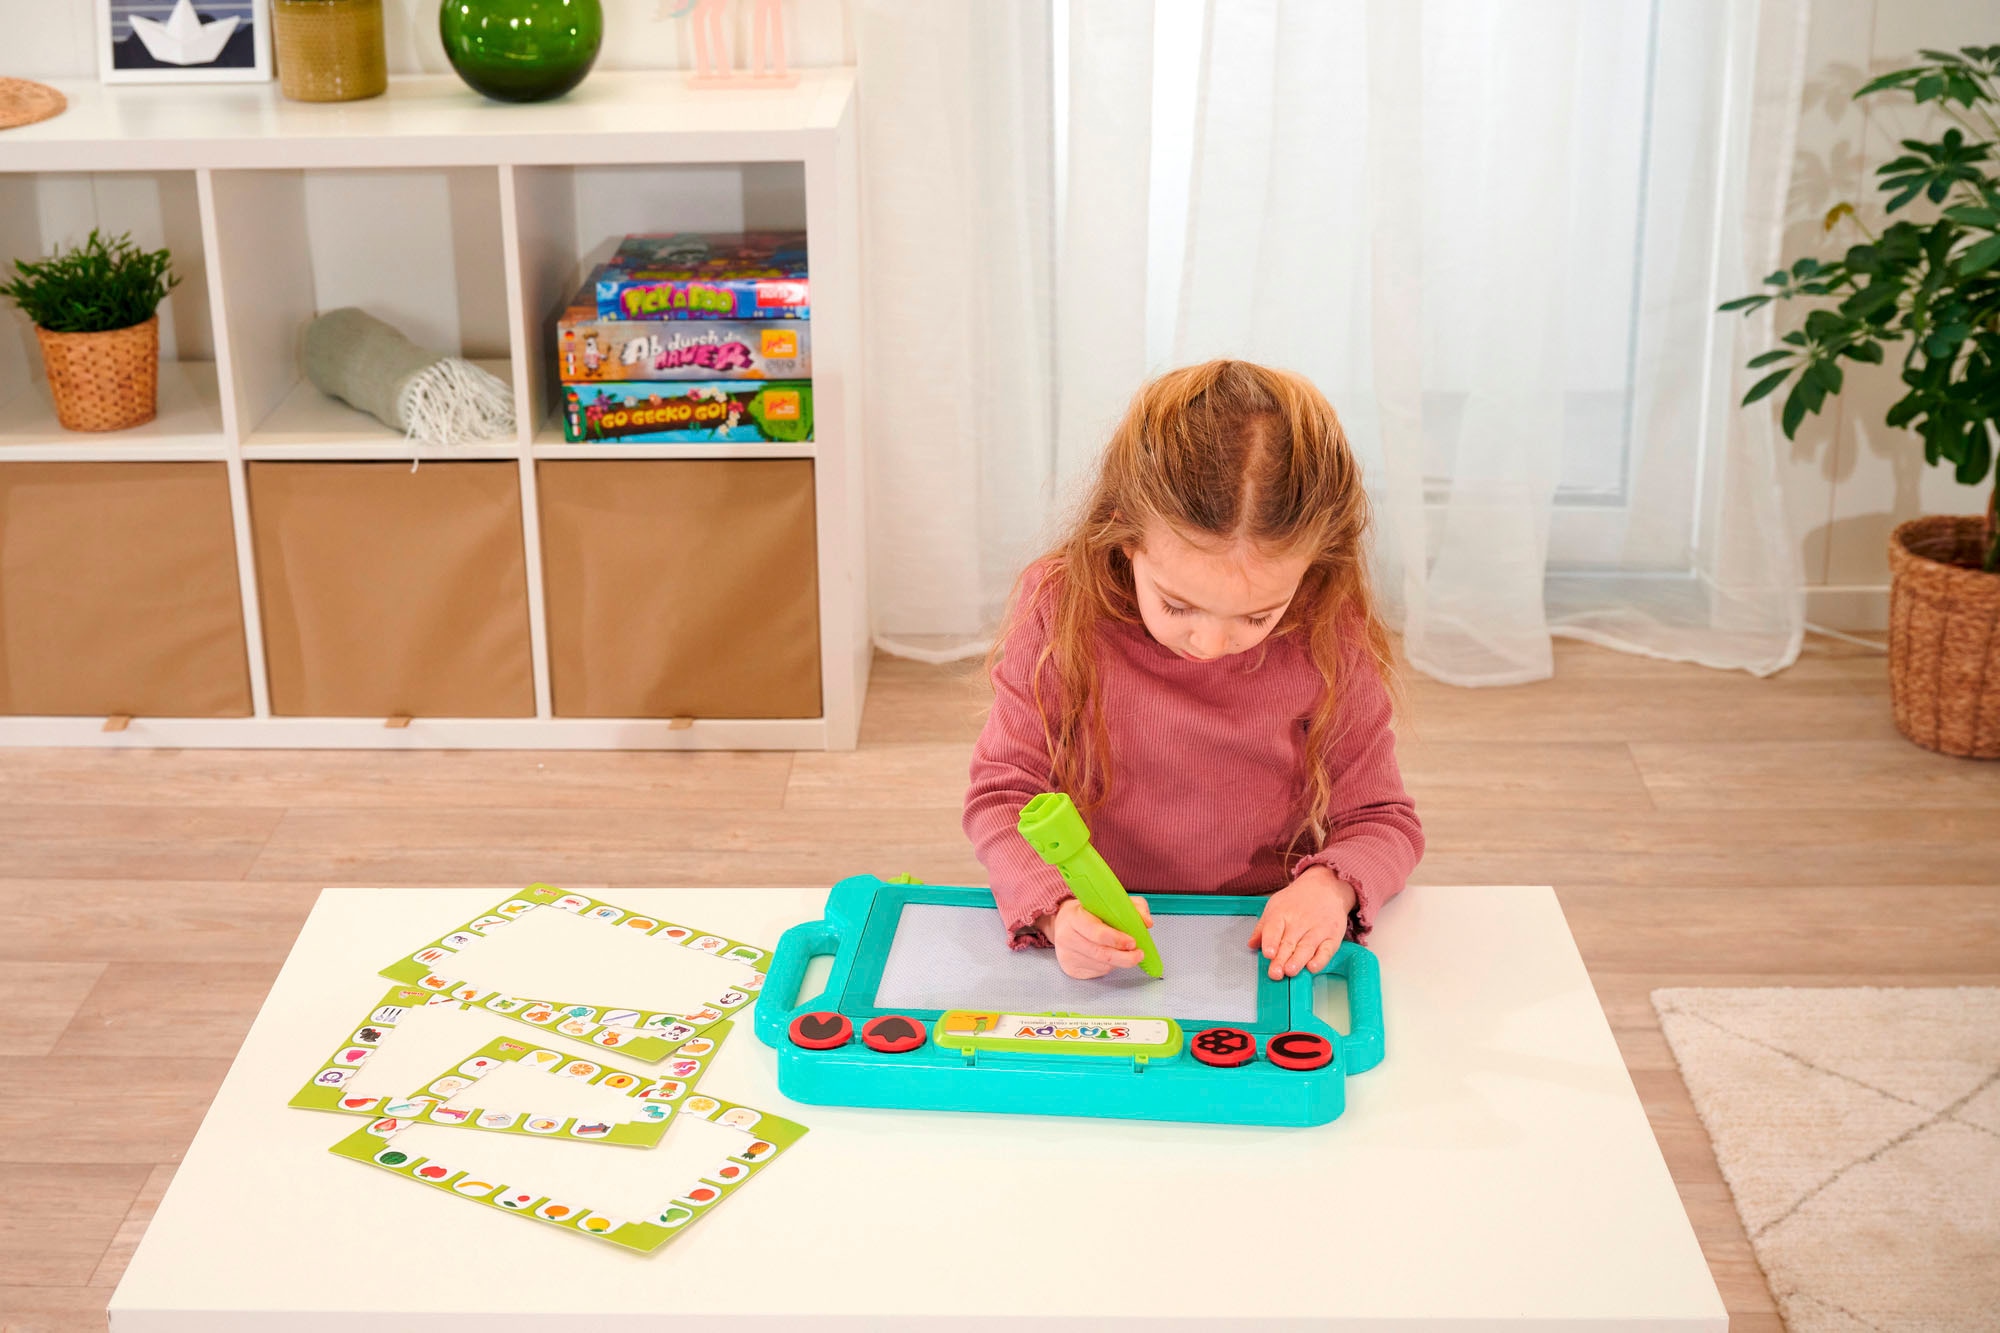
[
  {"xmin": 747, "ymin": 0, "xmax": 798, "ymax": 86},
  {"xmin": 682, "ymin": 0, "xmax": 733, "ymax": 86},
  {"xmin": 666, "ymin": 0, "xmax": 799, "ymax": 90}
]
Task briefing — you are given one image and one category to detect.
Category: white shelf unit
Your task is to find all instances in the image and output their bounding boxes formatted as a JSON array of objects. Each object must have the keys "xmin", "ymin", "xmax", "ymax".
[{"xmin": 0, "ymin": 72, "xmax": 868, "ymax": 750}]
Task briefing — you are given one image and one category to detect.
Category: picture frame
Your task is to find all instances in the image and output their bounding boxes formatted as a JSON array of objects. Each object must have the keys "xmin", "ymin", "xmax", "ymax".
[{"xmin": 97, "ymin": 0, "xmax": 273, "ymax": 84}]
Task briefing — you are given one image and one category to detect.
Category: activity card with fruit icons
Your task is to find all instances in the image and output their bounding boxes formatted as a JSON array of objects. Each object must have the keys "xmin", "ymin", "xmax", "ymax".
[
  {"xmin": 328, "ymin": 1088, "xmax": 809, "ymax": 1253},
  {"xmin": 291, "ymin": 989, "xmax": 732, "ymax": 1148},
  {"xmin": 377, "ymin": 882, "xmax": 769, "ymax": 1062}
]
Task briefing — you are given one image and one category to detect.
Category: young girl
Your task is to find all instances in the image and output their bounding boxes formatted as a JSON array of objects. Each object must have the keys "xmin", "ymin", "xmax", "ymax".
[{"xmin": 964, "ymin": 360, "xmax": 1423, "ymax": 981}]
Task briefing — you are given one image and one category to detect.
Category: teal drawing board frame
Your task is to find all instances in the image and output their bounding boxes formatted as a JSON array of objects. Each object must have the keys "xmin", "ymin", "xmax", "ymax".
[{"xmin": 753, "ymin": 875, "xmax": 1384, "ymax": 1127}]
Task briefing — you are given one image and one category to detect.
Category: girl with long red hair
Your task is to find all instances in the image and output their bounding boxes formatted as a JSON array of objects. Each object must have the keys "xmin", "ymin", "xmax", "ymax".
[{"xmin": 965, "ymin": 360, "xmax": 1424, "ymax": 981}]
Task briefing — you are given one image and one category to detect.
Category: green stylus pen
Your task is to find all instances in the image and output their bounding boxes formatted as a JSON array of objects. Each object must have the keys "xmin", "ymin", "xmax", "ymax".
[{"xmin": 1017, "ymin": 792, "xmax": 1165, "ymax": 979}]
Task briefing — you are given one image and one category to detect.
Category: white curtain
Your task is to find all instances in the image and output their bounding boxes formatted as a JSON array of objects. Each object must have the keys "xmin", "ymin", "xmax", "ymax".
[
  {"xmin": 855, "ymin": 2, "xmax": 1057, "ymax": 660},
  {"xmin": 858, "ymin": 0, "xmax": 1807, "ymax": 682}
]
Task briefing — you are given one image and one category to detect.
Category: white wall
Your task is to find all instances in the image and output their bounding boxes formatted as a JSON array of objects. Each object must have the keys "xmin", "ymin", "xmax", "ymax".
[{"xmin": 1781, "ymin": 0, "xmax": 1996, "ymax": 629}]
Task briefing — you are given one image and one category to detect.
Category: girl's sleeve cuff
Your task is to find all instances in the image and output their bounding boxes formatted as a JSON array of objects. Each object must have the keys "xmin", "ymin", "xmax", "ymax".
[
  {"xmin": 1005, "ymin": 887, "xmax": 1073, "ymax": 951},
  {"xmin": 1291, "ymin": 853, "xmax": 1378, "ymax": 944}
]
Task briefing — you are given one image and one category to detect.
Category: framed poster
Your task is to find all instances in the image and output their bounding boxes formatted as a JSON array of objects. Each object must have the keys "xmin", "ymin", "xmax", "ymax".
[{"xmin": 98, "ymin": 0, "xmax": 273, "ymax": 84}]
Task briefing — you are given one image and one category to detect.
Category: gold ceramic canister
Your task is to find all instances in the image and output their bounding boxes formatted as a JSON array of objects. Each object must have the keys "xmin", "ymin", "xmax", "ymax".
[{"xmin": 273, "ymin": 0, "xmax": 388, "ymax": 102}]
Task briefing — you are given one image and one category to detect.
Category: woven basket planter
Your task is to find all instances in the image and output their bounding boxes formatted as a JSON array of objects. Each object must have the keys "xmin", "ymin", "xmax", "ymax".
[
  {"xmin": 34, "ymin": 315, "xmax": 159, "ymax": 432},
  {"xmin": 1887, "ymin": 515, "xmax": 2000, "ymax": 759}
]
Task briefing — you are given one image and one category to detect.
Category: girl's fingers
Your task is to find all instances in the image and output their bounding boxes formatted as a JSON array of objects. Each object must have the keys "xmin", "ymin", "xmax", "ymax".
[
  {"xmin": 1054, "ymin": 938, "xmax": 1118, "ymax": 978},
  {"xmin": 1278, "ymin": 931, "xmax": 1322, "ymax": 979},
  {"xmin": 1073, "ymin": 913, "xmax": 1134, "ymax": 952},
  {"xmin": 1263, "ymin": 911, "xmax": 1297, "ymax": 963},
  {"xmin": 1131, "ymin": 895, "xmax": 1153, "ymax": 927},
  {"xmin": 1059, "ymin": 954, "xmax": 1110, "ymax": 979},
  {"xmin": 1308, "ymin": 940, "xmax": 1339, "ymax": 974},
  {"xmin": 1058, "ymin": 927, "xmax": 1140, "ymax": 972},
  {"xmin": 1265, "ymin": 919, "xmax": 1299, "ymax": 979},
  {"xmin": 1095, "ymin": 940, "xmax": 1144, "ymax": 969},
  {"xmin": 1246, "ymin": 919, "xmax": 1265, "ymax": 951}
]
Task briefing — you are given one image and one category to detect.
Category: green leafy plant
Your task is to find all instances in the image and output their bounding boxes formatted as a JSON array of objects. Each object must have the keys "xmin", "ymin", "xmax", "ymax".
[
  {"xmin": 1720, "ymin": 46, "xmax": 2000, "ymax": 573},
  {"xmin": 0, "ymin": 229, "xmax": 179, "ymax": 335}
]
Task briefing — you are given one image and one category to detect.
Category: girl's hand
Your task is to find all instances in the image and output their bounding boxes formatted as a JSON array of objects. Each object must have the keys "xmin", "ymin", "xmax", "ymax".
[
  {"xmin": 1036, "ymin": 896, "xmax": 1155, "ymax": 979},
  {"xmin": 1249, "ymin": 867, "xmax": 1356, "ymax": 980}
]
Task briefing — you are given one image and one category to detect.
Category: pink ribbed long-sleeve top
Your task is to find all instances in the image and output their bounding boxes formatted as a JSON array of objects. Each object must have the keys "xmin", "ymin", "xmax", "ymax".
[{"xmin": 965, "ymin": 567, "xmax": 1425, "ymax": 948}]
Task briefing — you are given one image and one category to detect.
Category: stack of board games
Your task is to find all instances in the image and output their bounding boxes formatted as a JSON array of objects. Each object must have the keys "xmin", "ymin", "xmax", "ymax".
[{"xmin": 556, "ymin": 232, "xmax": 814, "ymax": 446}]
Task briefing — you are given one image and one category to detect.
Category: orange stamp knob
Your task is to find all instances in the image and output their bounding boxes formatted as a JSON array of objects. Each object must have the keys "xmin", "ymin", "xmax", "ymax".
[
  {"xmin": 1264, "ymin": 1031, "xmax": 1334, "ymax": 1072},
  {"xmin": 860, "ymin": 1014, "xmax": 927, "ymax": 1054},
  {"xmin": 1190, "ymin": 1026, "xmax": 1256, "ymax": 1068},
  {"xmin": 787, "ymin": 1011, "xmax": 852, "ymax": 1050}
]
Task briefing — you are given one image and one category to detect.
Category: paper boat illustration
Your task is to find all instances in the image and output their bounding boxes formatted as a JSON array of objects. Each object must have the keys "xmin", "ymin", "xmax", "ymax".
[{"xmin": 129, "ymin": 0, "xmax": 240, "ymax": 66}]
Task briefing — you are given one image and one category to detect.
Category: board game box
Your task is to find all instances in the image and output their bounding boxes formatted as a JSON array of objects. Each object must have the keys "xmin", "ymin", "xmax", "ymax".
[
  {"xmin": 558, "ymin": 281, "xmax": 812, "ymax": 383},
  {"xmin": 560, "ymin": 381, "xmax": 813, "ymax": 444},
  {"xmin": 594, "ymin": 232, "xmax": 810, "ymax": 322}
]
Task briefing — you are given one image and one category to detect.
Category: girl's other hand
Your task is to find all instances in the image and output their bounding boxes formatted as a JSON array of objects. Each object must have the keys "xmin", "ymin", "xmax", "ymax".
[
  {"xmin": 1248, "ymin": 867, "xmax": 1356, "ymax": 980},
  {"xmin": 1037, "ymin": 895, "xmax": 1154, "ymax": 979}
]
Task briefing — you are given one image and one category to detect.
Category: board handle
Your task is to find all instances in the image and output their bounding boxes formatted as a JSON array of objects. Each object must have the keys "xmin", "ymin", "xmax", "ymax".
[
  {"xmin": 754, "ymin": 918, "xmax": 844, "ymax": 1049},
  {"xmin": 1316, "ymin": 942, "xmax": 1385, "ymax": 1074}
]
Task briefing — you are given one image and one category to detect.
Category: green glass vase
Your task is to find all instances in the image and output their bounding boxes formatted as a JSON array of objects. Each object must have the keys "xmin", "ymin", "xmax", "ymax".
[{"xmin": 440, "ymin": 0, "xmax": 603, "ymax": 103}]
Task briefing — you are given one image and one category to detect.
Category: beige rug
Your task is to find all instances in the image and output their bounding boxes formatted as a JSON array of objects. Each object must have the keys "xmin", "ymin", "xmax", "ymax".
[{"xmin": 1652, "ymin": 988, "xmax": 2000, "ymax": 1332}]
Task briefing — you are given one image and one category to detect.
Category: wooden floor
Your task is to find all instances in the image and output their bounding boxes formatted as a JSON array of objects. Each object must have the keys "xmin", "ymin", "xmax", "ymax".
[{"xmin": 4, "ymin": 638, "xmax": 1997, "ymax": 1332}]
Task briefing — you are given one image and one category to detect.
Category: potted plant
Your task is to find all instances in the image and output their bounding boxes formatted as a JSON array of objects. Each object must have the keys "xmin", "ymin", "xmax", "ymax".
[
  {"xmin": 0, "ymin": 229, "xmax": 179, "ymax": 433},
  {"xmin": 1721, "ymin": 45, "xmax": 2000, "ymax": 759}
]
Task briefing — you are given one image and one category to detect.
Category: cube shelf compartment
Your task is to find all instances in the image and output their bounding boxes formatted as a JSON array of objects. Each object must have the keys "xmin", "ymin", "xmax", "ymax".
[
  {"xmin": 249, "ymin": 461, "xmax": 537, "ymax": 719},
  {"xmin": 0, "ymin": 71, "xmax": 866, "ymax": 749},
  {"xmin": 0, "ymin": 461, "xmax": 252, "ymax": 718},
  {"xmin": 538, "ymin": 458, "xmax": 822, "ymax": 721},
  {"xmin": 0, "ymin": 170, "xmax": 224, "ymax": 459}
]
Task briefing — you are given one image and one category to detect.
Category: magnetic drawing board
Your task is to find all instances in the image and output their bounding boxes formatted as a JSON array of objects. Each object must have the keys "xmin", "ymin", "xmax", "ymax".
[
  {"xmin": 331, "ymin": 1091, "xmax": 807, "ymax": 1253},
  {"xmin": 875, "ymin": 902, "xmax": 1263, "ymax": 1022},
  {"xmin": 756, "ymin": 876, "xmax": 1385, "ymax": 1127},
  {"xmin": 837, "ymin": 884, "xmax": 1302, "ymax": 1034},
  {"xmin": 378, "ymin": 883, "xmax": 768, "ymax": 1060}
]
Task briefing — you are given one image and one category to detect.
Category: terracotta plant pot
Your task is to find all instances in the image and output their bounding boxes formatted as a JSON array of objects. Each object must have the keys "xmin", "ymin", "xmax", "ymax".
[
  {"xmin": 34, "ymin": 315, "xmax": 160, "ymax": 432},
  {"xmin": 1887, "ymin": 515, "xmax": 2000, "ymax": 759}
]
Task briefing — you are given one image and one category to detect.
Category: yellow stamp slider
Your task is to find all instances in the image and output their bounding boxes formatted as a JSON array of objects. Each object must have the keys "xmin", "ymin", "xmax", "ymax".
[{"xmin": 934, "ymin": 1010, "xmax": 1184, "ymax": 1060}]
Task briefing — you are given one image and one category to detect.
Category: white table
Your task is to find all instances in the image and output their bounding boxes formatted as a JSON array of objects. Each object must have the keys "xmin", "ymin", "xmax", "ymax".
[{"xmin": 111, "ymin": 885, "xmax": 1726, "ymax": 1331}]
